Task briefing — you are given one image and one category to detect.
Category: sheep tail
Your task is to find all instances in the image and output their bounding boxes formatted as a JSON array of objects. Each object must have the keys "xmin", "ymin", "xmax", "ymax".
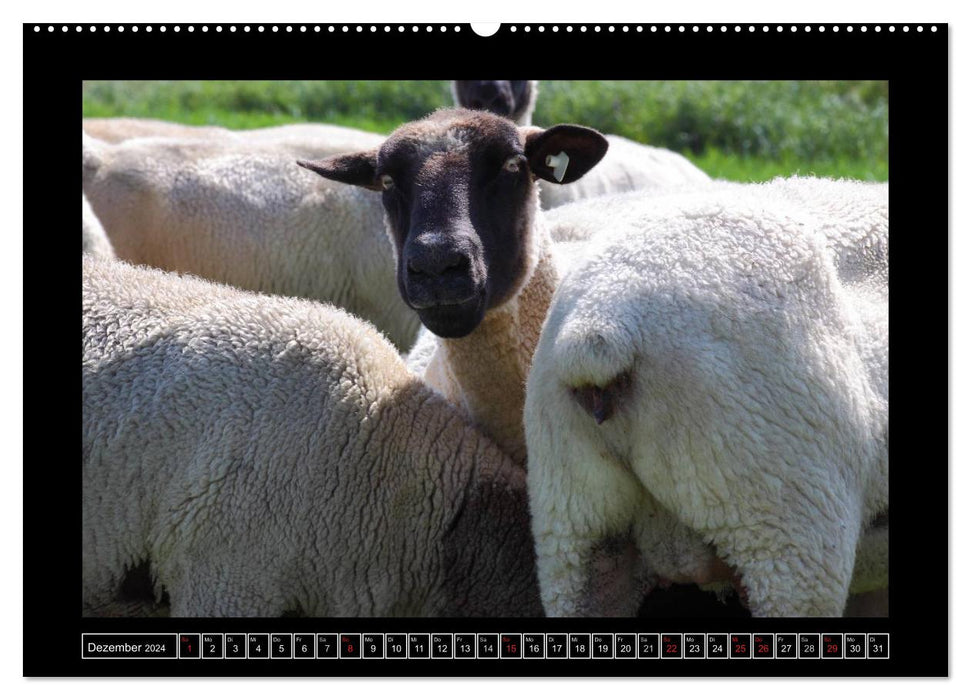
[{"xmin": 549, "ymin": 315, "xmax": 637, "ymax": 424}]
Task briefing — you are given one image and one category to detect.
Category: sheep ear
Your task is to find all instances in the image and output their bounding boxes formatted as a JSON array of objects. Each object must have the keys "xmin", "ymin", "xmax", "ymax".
[
  {"xmin": 522, "ymin": 125, "xmax": 608, "ymax": 185},
  {"xmin": 297, "ymin": 150, "xmax": 381, "ymax": 191}
]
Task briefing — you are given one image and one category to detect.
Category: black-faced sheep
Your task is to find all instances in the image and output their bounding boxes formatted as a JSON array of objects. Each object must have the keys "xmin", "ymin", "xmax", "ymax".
[{"xmin": 298, "ymin": 108, "xmax": 609, "ymax": 465}]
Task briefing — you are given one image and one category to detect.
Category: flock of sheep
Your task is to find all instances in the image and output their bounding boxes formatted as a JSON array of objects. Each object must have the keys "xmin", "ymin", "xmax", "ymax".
[{"xmin": 81, "ymin": 80, "xmax": 889, "ymax": 618}]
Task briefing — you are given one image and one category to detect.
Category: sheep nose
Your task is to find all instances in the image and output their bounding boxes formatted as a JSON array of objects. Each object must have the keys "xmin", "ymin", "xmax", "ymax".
[
  {"xmin": 404, "ymin": 245, "xmax": 475, "ymax": 309},
  {"xmin": 407, "ymin": 246, "xmax": 470, "ymax": 278}
]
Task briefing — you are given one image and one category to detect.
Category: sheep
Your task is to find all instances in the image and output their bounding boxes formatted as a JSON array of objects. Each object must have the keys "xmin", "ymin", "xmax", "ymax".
[
  {"xmin": 82, "ymin": 194, "xmax": 115, "ymax": 260},
  {"xmin": 524, "ymin": 178, "xmax": 888, "ymax": 617},
  {"xmin": 298, "ymin": 108, "xmax": 609, "ymax": 465},
  {"xmin": 451, "ymin": 80, "xmax": 712, "ymax": 209},
  {"xmin": 81, "ymin": 128, "xmax": 423, "ymax": 352},
  {"xmin": 83, "ymin": 117, "xmax": 389, "ymax": 156},
  {"xmin": 540, "ymin": 177, "xmax": 889, "ymax": 613},
  {"xmin": 82, "ymin": 255, "xmax": 542, "ymax": 617}
]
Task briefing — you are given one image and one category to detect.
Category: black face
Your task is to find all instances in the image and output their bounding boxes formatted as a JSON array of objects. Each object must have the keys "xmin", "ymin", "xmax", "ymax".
[
  {"xmin": 377, "ymin": 113, "xmax": 536, "ymax": 338},
  {"xmin": 454, "ymin": 81, "xmax": 533, "ymax": 123},
  {"xmin": 296, "ymin": 110, "xmax": 609, "ymax": 339}
]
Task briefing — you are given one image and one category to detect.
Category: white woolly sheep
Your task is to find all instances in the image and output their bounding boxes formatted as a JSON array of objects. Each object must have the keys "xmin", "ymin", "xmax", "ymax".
[
  {"xmin": 451, "ymin": 80, "xmax": 712, "ymax": 209},
  {"xmin": 299, "ymin": 108, "xmax": 610, "ymax": 465},
  {"xmin": 81, "ymin": 129, "xmax": 423, "ymax": 351},
  {"xmin": 525, "ymin": 177, "xmax": 888, "ymax": 617},
  {"xmin": 82, "ymin": 255, "xmax": 542, "ymax": 617},
  {"xmin": 82, "ymin": 194, "xmax": 115, "ymax": 260},
  {"xmin": 84, "ymin": 118, "xmax": 392, "ymax": 156}
]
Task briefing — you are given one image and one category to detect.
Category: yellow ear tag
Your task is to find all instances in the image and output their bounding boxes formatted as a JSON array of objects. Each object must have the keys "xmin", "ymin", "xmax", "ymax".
[{"xmin": 545, "ymin": 151, "xmax": 570, "ymax": 182}]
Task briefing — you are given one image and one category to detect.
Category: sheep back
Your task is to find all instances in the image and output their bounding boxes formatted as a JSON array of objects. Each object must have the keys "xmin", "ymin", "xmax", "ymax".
[
  {"xmin": 82, "ymin": 132, "xmax": 420, "ymax": 351},
  {"xmin": 83, "ymin": 257, "xmax": 540, "ymax": 616},
  {"xmin": 526, "ymin": 181, "xmax": 887, "ymax": 617}
]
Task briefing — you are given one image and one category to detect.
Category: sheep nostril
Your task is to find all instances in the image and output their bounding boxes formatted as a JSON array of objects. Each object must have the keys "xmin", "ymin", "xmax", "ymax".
[{"xmin": 407, "ymin": 248, "xmax": 471, "ymax": 279}]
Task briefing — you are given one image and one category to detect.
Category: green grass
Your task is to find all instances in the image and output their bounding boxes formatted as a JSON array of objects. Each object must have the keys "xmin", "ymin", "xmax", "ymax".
[
  {"xmin": 691, "ymin": 148, "xmax": 888, "ymax": 182},
  {"xmin": 82, "ymin": 80, "xmax": 888, "ymax": 183}
]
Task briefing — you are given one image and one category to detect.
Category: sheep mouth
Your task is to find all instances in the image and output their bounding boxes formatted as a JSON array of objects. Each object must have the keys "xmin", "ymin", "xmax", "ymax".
[{"xmin": 417, "ymin": 296, "xmax": 487, "ymax": 338}]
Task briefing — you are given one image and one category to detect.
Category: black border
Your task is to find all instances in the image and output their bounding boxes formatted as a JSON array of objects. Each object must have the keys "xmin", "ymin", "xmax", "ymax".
[{"xmin": 26, "ymin": 21, "xmax": 947, "ymax": 677}]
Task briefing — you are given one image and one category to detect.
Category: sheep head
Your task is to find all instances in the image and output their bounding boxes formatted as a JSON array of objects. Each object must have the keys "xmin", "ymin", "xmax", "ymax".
[
  {"xmin": 299, "ymin": 108, "xmax": 607, "ymax": 338},
  {"xmin": 451, "ymin": 80, "xmax": 538, "ymax": 126}
]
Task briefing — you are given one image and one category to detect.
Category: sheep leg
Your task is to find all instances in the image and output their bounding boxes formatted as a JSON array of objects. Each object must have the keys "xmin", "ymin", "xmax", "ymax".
[
  {"xmin": 533, "ymin": 520, "xmax": 649, "ymax": 617},
  {"xmin": 707, "ymin": 509, "xmax": 861, "ymax": 617},
  {"xmin": 631, "ymin": 494, "xmax": 735, "ymax": 588},
  {"xmin": 528, "ymin": 404, "xmax": 650, "ymax": 616}
]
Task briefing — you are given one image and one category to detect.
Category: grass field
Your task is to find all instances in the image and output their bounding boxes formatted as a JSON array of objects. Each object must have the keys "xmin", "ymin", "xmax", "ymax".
[{"xmin": 82, "ymin": 80, "xmax": 888, "ymax": 182}]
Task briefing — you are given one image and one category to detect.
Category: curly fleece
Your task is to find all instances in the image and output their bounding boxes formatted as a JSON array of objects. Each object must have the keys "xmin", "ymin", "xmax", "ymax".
[
  {"xmin": 82, "ymin": 257, "xmax": 541, "ymax": 617},
  {"xmin": 526, "ymin": 177, "xmax": 888, "ymax": 617},
  {"xmin": 82, "ymin": 125, "xmax": 420, "ymax": 351}
]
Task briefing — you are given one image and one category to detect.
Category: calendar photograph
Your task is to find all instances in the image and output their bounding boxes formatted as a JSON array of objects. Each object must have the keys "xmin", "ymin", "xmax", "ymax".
[
  {"xmin": 80, "ymin": 76, "xmax": 889, "ymax": 621},
  {"xmin": 15, "ymin": 15, "xmax": 951, "ymax": 678}
]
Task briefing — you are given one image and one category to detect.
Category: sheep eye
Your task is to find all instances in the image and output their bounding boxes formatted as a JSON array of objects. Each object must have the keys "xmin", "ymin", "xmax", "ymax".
[
  {"xmin": 503, "ymin": 155, "xmax": 523, "ymax": 173},
  {"xmin": 380, "ymin": 174, "xmax": 394, "ymax": 190}
]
